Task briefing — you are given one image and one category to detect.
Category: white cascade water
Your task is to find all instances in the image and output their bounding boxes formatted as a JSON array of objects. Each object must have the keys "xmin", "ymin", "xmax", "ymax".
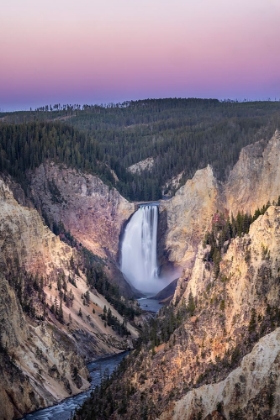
[{"xmin": 121, "ymin": 205, "xmax": 161, "ymax": 294}]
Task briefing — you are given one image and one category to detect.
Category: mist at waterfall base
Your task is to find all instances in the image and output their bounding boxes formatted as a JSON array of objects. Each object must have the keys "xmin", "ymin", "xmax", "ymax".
[{"xmin": 121, "ymin": 205, "xmax": 178, "ymax": 295}]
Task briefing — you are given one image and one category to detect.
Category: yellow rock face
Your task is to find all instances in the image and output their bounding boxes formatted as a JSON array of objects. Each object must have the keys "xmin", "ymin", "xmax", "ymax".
[
  {"xmin": 161, "ymin": 165, "xmax": 219, "ymax": 265},
  {"xmin": 225, "ymin": 130, "xmax": 280, "ymax": 216},
  {"xmin": 161, "ymin": 130, "xmax": 280, "ymax": 270},
  {"xmin": 158, "ymin": 206, "xmax": 280, "ymax": 419},
  {"xmin": 0, "ymin": 178, "xmax": 137, "ymax": 419}
]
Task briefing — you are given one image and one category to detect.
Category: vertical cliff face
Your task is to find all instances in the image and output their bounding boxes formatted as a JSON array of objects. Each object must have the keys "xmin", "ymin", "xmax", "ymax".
[
  {"xmin": 30, "ymin": 163, "xmax": 134, "ymax": 260},
  {"xmin": 0, "ymin": 178, "xmax": 75, "ymax": 276},
  {"xmin": 29, "ymin": 163, "xmax": 136, "ymax": 296},
  {"xmin": 161, "ymin": 165, "xmax": 219, "ymax": 266},
  {"xmin": 225, "ymin": 130, "xmax": 280, "ymax": 215},
  {"xmin": 158, "ymin": 132, "xmax": 280, "ymax": 418},
  {"xmin": 0, "ymin": 178, "xmax": 138, "ymax": 419},
  {"xmin": 0, "ymin": 179, "xmax": 90, "ymax": 417},
  {"xmin": 161, "ymin": 130, "xmax": 280, "ymax": 272},
  {"xmin": 0, "ymin": 272, "xmax": 39, "ymax": 420},
  {"xmin": 158, "ymin": 206, "xmax": 280, "ymax": 419},
  {"xmin": 0, "ymin": 268, "xmax": 90, "ymax": 419},
  {"xmin": 0, "ymin": 191, "xmax": 87, "ymax": 417}
]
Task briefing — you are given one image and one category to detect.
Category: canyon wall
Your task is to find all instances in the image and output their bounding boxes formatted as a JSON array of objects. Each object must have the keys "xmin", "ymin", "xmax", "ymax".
[
  {"xmin": 160, "ymin": 165, "xmax": 219, "ymax": 266},
  {"xmin": 161, "ymin": 130, "xmax": 280, "ymax": 270},
  {"xmin": 0, "ymin": 178, "xmax": 75, "ymax": 276},
  {"xmin": 158, "ymin": 205, "xmax": 280, "ymax": 419},
  {"xmin": 225, "ymin": 130, "xmax": 280, "ymax": 215},
  {"xmin": 1, "ymin": 129, "xmax": 280, "ymax": 419},
  {"xmin": 0, "ymin": 178, "xmax": 137, "ymax": 419},
  {"xmin": 156, "ymin": 131, "xmax": 280, "ymax": 419},
  {"xmin": 30, "ymin": 163, "xmax": 134, "ymax": 260},
  {"xmin": 100, "ymin": 205, "xmax": 280, "ymax": 419},
  {"xmin": 161, "ymin": 328, "xmax": 280, "ymax": 420},
  {"xmin": 30, "ymin": 163, "xmax": 135, "ymax": 297}
]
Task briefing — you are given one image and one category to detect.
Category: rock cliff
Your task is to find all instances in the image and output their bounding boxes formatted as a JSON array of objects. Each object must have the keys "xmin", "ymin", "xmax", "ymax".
[
  {"xmin": 123, "ymin": 131, "xmax": 280, "ymax": 419},
  {"xmin": 225, "ymin": 129, "xmax": 280, "ymax": 215},
  {"xmin": 29, "ymin": 163, "xmax": 135, "ymax": 297},
  {"xmin": 30, "ymin": 163, "xmax": 134, "ymax": 260},
  {"xmin": 161, "ymin": 130, "xmax": 280, "ymax": 270},
  {"xmin": 158, "ymin": 205, "xmax": 280, "ymax": 419},
  {"xmin": 160, "ymin": 328, "xmax": 280, "ymax": 420},
  {"xmin": 0, "ymin": 178, "xmax": 75, "ymax": 276},
  {"xmin": 160, "ymin": 165, "xmax": 219, "ymax": 266},
  {"xmin": 0, "ymin": 178, "xmax": 138, "ymax": 419},
  {"xmin": 85, "ymin": 205, "xmax": 280, "ymax": 418}
]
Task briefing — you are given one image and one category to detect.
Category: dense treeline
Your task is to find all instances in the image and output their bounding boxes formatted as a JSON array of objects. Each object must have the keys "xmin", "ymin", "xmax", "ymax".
[
  {"xmin": 62, "ymin": 99, "xmax": 280, "ymax": 200},
  {"xmin": 2, "ymin": 99, "xmax": 280, "ymax": 200},
  {"xmin": 0, "ymin": 122, "xmax": 115, "ymax": 190}
]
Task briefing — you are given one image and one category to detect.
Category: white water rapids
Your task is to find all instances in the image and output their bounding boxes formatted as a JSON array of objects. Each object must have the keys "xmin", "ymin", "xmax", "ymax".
[{"xmin": 121, "ymin": 204, "xmax": 171, "ymax": 294}]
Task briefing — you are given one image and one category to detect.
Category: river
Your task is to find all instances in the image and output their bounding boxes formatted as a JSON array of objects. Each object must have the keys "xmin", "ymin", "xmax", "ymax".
[
  {"xmin": 137, "ymin": 297, "xmax": 163, "ymax": 312},
  {"xmin": 21, "ymin": 351, "xmax": 128, "ymax": 420},
  {"xmin": 22, "ymin": 299, "xmax": 160, "ymax": 420}
]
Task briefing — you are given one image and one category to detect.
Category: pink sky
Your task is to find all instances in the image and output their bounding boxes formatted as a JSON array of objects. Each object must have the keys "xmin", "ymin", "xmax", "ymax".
[{"xmin": 1, "ymin": 0, "xmax": 280, "ymax": 110}]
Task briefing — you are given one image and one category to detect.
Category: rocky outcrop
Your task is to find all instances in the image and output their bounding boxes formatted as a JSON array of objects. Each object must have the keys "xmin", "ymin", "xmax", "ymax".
[
  {"xmin": 160, "ymin": 328, "xmax": 280, "ymax": 420},
  {"xmin": 161, "ymin": 130, "xmax": 280, "ymax": 270},
  {"xmin": 29, "ymin": 163, "xmax": 135, "ymax": 297},
  {"xmin": 128, "ymin": 157, "xmax": 155, "ymax": 174},
  {"xmin": 158, "ymin": 205, "xmax": 280, "ymax": 419},
  {"xmin": 161, "ymin": 171, "xmax": 184, "ymax": 197},
  {"xmin": 0, "ymin": 178, "xmax": 138, "ymax": 419},
  {"xmin": 151, "ymin": 131, "xmax": 280, "ymax": 418},
  {"xmin": 158, "ymin": 206, "xmax": 280, "ymax": 419},
  {"xmin": 160, "ymin": 165, "xmax": 219, "ymax": 265},
  {"xmin": 0, "ymin": 272, "xmax": 41, "ymax": 420},
  {"xmin": 225, "ymin": 130, "xmax": 280, "ymax": 215},
  {"xmin": 0, "ymin": 266, "xmax": 90, "ymax": 419},
  {"xmin": 30, "ymin": 163, "xmax": 134, "ymax": 260},
  {"xmin": 0, "ymin": 178, "xmax": 75, "ymax": 276}
]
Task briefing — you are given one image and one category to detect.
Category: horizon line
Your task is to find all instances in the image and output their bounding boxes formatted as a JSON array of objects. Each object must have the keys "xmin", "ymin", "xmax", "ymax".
[{"xmin": 2, "ymin": 96, "xmax": 280, "ymax": 113}]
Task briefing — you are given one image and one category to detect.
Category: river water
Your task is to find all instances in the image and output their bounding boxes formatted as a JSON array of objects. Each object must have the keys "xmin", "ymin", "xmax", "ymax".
[
  {"xmin": 22, "ymin": 299, "xmax": 161, "ymax": 420},
  {"xmin": 22, "ymin": 351, "xmax": 128, "ymax": 420},
  {"xmin": 137, "ymin": 297, "xmax": 163, "ymax": 313}
]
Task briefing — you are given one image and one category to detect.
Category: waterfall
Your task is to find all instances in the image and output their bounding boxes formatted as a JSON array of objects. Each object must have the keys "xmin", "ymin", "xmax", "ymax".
[{"xmin": 121, "ymin": 205, "xmax": 161, "ymax": 294}]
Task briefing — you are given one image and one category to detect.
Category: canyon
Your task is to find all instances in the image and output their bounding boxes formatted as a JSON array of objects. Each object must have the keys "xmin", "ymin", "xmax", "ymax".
[
  {"xmin": 73, "ymin": 130, "xmax": 280, "ymax": 419},
  {"xmin": 0, "ymin": 177, "xmax": 138, "ymax": 418},
  {"xmin": 1, "ymin": 129, "xmax": 280, "ymax": 419}
]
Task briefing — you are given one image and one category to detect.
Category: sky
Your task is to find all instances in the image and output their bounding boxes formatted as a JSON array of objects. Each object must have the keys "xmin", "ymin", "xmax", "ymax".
[{"xmin": 1, "ymin": 0, "xmax": 280, "ymax": 111}]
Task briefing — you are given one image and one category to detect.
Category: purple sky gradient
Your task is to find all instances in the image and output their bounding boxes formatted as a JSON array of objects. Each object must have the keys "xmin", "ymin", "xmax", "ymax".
[{"xmin": 1, "ymin": 0, "xmax": 280, "ymax": 111}]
